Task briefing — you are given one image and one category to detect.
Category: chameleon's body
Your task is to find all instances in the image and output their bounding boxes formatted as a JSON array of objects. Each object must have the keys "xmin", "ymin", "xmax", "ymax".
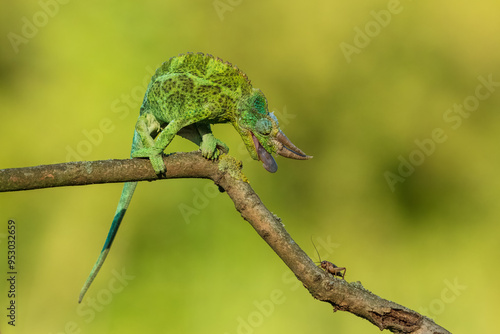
[{"xmin": 79, "ymin": 53, "xmax": 311, "ymax": 302}]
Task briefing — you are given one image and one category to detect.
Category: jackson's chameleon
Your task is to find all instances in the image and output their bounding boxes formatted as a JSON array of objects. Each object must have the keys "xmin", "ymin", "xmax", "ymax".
[{"xmin": 79, "ymin": 52, "xmax": 312, "ymax": 302}]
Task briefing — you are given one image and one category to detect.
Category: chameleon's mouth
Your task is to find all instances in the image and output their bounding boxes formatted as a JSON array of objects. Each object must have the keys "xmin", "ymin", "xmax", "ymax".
[{"xmin": 252, "ymin": 131, "xmax": 312, "ymax": 173}]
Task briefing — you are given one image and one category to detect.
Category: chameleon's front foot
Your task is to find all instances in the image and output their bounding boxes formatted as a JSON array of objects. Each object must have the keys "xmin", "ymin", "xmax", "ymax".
[
  {"xmin": 132, "ymin": 148, "xmax": 166, "ymax": 174},
  {"xmin": 200, "ymin": 135, "xmax": 229, "ymax": 160}
]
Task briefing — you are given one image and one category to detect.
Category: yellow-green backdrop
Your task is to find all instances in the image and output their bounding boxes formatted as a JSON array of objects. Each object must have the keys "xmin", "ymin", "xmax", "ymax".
[{"xmin": 1, "ymin": 1, "xmax": 499, "ymax": 333}]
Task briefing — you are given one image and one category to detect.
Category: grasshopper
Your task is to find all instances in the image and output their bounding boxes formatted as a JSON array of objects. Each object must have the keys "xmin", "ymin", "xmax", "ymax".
[{"xmin": 311, "ymin": 237, "xmax": 346, "ymax": 279}]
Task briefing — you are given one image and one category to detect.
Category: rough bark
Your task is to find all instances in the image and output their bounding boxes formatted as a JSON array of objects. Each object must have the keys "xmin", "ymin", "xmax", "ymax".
[{"xmin": 0, "ymin": 152, "xmax": 451, "ymax": 333}]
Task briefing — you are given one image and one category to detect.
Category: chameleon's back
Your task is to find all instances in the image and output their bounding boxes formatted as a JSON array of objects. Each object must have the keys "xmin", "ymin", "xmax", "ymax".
[{"xmin": 141, "ymin": 53, "xmax": 255, "ymax": 121}]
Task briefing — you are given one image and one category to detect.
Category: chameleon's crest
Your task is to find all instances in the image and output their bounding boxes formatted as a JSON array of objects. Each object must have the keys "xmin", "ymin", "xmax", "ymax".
[{"xmin": 153, "ymin": 52, "xmax": 252, "ymax": 90}]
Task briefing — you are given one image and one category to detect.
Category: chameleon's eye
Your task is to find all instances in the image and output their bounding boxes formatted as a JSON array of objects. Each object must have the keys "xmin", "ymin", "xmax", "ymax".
[{"xmin": 255, "ymin": 118, "xmax": 272, "ymax": 135}]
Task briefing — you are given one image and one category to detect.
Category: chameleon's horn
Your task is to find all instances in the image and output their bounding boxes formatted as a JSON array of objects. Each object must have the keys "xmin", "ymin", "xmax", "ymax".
[{"xmin": 275, "ymin": 131, "xmax": 313, "ymax": 160}]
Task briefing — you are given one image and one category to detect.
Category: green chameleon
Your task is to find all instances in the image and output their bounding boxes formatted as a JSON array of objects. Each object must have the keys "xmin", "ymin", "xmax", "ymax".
[{"xmin": 78, "ymin": 52, "xmax": 312, "ymax": 302}]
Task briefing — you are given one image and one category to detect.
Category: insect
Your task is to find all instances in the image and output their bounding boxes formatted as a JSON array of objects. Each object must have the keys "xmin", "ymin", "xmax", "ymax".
[{"xmin": 311, "ymin": 237, "xmax": 346, "ymax": 279}]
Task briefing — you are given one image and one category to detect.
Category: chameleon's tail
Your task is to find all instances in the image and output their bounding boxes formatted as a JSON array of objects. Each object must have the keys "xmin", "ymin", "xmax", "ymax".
[{"xmin": 78, "ymin": 181, "xmax": 138, "ymax": 303}]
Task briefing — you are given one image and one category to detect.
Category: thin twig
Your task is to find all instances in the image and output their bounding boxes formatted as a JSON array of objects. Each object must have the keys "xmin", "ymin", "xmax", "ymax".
[{"xmin": 0, "ymin": 152, "xmax": 451, "ymax": 333}]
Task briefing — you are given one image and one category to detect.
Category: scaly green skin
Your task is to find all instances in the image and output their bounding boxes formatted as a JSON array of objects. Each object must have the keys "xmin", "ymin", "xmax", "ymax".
[
  {"xmin": 132, "ymin": 52, "xmax": 285, "ymax": 173},
  {"xmin": 79, "ymin": 52, "xmax": 311, "ymax": 302}
]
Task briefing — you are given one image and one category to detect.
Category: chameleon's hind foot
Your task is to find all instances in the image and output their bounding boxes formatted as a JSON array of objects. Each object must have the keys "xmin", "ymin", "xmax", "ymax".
[
  {"xmin": 132, "ymin": 148, "xmax": 166, "ymax": 174},
  {"xmin": 149, "ymin": 155, "xmax": 166, "ymax": 174}
]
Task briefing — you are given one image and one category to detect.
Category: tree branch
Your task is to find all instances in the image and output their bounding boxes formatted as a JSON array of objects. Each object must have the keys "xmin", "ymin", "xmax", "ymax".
[{"xmin": 0, "ymin": 152, "xmax": 451, "ymax": 333}]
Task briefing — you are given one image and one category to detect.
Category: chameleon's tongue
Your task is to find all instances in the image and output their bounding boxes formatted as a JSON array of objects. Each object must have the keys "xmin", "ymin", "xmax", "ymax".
[{"xmin": 252, "ymin": 134, "xmax": 278, "ymax": 173}]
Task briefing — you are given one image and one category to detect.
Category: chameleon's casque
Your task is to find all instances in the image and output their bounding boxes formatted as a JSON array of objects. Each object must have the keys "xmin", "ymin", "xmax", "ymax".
[{"xmin": 79, "ymin": 53, "xmax": 311, "ymax": 302}]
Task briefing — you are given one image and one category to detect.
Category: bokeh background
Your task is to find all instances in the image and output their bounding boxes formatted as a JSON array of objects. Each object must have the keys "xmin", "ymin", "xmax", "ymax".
[{"xmin": 1, "ymin": 1, "xmax": 499, "ymax": 333}]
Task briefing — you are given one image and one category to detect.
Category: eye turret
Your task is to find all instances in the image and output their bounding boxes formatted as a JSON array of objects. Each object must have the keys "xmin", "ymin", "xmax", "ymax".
[{"xmin": 255, "ymin": 118, "xmax": 272, "ymax": 135}]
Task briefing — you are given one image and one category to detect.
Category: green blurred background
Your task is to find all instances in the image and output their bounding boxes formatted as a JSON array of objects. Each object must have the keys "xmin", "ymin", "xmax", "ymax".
[{"xmin": 1, "ymin": 0, "xmax": 499, "ymax": 333}]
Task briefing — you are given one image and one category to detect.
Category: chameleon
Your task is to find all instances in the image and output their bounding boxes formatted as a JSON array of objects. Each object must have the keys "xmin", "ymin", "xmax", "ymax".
[{"xmin": 78, "ymin": 52, "xmax": 312, "ymax": 302}]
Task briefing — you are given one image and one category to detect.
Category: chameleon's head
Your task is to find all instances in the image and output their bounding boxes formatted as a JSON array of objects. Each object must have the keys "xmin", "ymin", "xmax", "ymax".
[{"xmin": 236, "ymin": 89, "xmax": 312, "ymax": 173}]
